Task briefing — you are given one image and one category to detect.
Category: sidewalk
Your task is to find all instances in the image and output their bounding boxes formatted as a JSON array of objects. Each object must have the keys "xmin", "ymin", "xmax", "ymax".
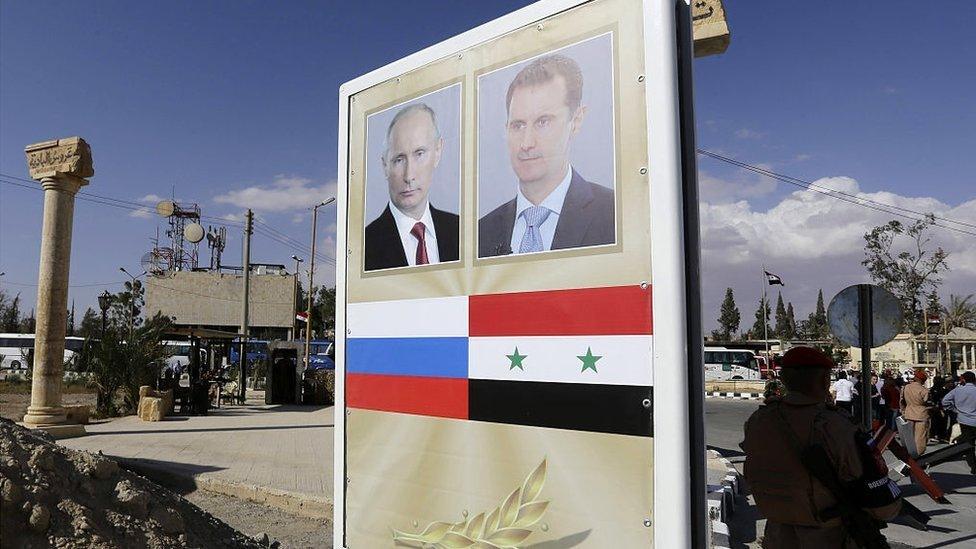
[{"xmin": 58, "ymin": 392, "xmax": 334, "ymax": 518}]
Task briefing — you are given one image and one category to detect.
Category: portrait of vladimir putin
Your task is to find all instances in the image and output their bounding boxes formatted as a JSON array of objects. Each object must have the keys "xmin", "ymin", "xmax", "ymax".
[
  {"xmin": 364, "ymin": 103, "xmax": 460, "ymax": 271},
  {"xmin": 478, "ymin": 53, "xmax": 615, "ymax": 258}
]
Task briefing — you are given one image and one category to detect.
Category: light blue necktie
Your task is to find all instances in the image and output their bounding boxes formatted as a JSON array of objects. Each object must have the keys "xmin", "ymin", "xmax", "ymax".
[{"xmin": 519, "ymin": 206, "xmax": 551, "ymax": 253}]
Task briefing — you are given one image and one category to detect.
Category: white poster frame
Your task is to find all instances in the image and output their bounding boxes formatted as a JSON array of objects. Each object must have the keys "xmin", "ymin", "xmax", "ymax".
[{"xmin": 334, "ymin": 1, "xmax": 698, "ymax": 546}]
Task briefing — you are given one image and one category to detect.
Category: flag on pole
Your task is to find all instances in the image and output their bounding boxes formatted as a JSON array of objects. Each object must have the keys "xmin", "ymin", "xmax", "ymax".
[
  {"xmin": 346, "ymin": 285, "xmax": 654, "ymax": 437},
  {"xmin": 764, "ymin": 271, "xmax": 785, "ymax": 286},
  {"xmin": 296, "ymin": 311, "xmax": 309, "ymax": 322}
]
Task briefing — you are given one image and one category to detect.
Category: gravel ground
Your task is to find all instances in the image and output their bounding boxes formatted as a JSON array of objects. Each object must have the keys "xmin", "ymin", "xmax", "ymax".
[
  {"xmin": 0, "ymin": 391, "xmax": 96, "ymax": 422},
  {"xmin": 181, "ymin": 490, "xmax": 333, "ymax": 549},
  {"xmin": 0, "ymin": 417, "xmax": 265, "ymax": 549}
]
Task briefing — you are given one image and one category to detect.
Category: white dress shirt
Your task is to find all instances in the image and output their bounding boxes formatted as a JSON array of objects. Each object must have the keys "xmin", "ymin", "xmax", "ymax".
[
  {"xmin": 509, "ymin": 166, "xmax": 573, "ymax": 254},
  {"xmin": 832, "ymin": 378, "xmax": 855, "ymax": 402},
  {"xmin": 389, "ymin": 201, "xmax": 440, "ymax": 266}
]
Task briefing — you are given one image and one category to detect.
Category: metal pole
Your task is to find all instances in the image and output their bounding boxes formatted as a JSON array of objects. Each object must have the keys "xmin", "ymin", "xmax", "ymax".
[
  {"xmin": 100, "ymin": 310, "xmax": 106, "ymax": 339},
  {"xmin": 858, "ymin": 284, "xmax": 874, "ymax": 431},
  {"xmin": 239, "ymin": 209, "xmax": 252, "ymax": 405},
  {"xmin": 762, "ymin": 264, "xmax": 769, "ymax": 359},
  {"xmin": 305, "ymin": 206, "xmax": 319, "ymax": 376},
  {"xmin": 291, "ymin": 256, "xmax": 303, "ymax": 341}
]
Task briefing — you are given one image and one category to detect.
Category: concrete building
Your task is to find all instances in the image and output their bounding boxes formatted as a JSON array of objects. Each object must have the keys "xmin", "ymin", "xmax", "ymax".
[{"xmin": 848, "ymin": 327, "xmax": 976, "ymax": 373}]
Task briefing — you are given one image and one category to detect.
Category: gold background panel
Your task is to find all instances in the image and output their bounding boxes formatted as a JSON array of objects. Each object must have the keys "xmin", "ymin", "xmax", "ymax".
[
  {"xmin": 345, "ymin": 410, "xmax": 654, "ymax": 548},
  {"xmin": 345, "ymin": 0, "xmax": 650, "ymax": 304}
]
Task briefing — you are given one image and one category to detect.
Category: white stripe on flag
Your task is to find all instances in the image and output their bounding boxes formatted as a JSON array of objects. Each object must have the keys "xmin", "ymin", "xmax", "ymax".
[
  {"xmin": 348, "ymin": 296, "xmax": 468, "ymax": 338},
  {"xmin": 469, "ymin": 335, "xmax": 653, "ymax": 386}
]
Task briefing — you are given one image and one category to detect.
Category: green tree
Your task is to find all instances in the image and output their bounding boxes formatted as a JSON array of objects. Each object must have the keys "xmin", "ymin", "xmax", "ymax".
[
  {"xmin": 108, "ymin": 280, "xmax": 145, "ymax": 335},
  {"xmin": 773, "ymin": 292, "xmax": 788, "ymax": 338},
  {"xmin": 862, "ymin": 215, "xmax": 949, "ymax": 334},
  {"xmin": 805, "ymin": 289, "xmax": 829, "ymax": 339},
  {"xmin": 77, "ymin": 313, "xmax": 173, "ymax": 416},
  {"xmin": 78, "ymin": 307, "xmax": 102, "ymax": 339},
  {"xmin": 18, "ymin": 309, "xmax": 36, "ymax": 334},
  {"xmin": 750, "ymin": 296, "xmax": 771, "ymax": 340},
  {"xmin": 717, "ymin": 288, "xmax": 740, "ymax": 341},
  {"xmin": 785, "ymin": 302, "xmax": 798, "ymax": 340},
  {"xmin": 1, "ymin": 291, "xmax": 21, "ymax": 332},
  {"xmin": 67, "ymin": 301, "xmax": 75, "ymax": 336}
]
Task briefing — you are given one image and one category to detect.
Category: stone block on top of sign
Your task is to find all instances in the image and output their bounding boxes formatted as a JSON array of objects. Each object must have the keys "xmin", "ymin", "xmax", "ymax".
[{"xmin": 24, "ymin": 136, "xmax": 94, "ymax": 181}]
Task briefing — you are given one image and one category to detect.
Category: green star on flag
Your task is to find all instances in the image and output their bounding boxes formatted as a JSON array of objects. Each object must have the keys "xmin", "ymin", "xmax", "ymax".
[
  {"xmin": 578, "ymin": 347, "xmax": 602, "ymax": 373},
  {"xmin": 507, "ymin": 347, "xmax": 527, "ymax": 371}
]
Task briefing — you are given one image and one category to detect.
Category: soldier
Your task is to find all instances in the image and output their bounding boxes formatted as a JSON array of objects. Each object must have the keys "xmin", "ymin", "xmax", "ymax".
[{"xmin": 741, "ymin": 346, "xmax": 902, "ymax": 548}]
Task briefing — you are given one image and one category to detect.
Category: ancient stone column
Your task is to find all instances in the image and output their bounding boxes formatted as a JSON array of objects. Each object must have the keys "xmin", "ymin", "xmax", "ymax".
[{"xmin": 21, "ymin": 137, "xmax": 93, "ymax": 438}]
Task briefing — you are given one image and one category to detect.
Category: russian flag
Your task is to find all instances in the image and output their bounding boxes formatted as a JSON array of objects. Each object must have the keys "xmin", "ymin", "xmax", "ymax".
[{"xmin": 346, "ymin": 285, "xmax": 653, "ymax": 436}]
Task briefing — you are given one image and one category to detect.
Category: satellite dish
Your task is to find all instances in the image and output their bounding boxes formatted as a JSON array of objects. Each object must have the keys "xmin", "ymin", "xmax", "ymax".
[
  {"xmin": 141, "ymin": 250, "xmax": 169, "ymax": 276},
  {"xmin": 184, "ymin": 223, "xmax": 205, "ymax": 243},
  {"xmin": 156, "ymin": 200, "xmax": 175, "ymax": 218}
]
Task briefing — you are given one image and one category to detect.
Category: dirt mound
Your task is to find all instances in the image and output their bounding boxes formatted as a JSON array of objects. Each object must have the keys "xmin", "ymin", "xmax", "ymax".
[{"xmin": 0, "ymin": 417, "xmax": 267, "ymax": 548}]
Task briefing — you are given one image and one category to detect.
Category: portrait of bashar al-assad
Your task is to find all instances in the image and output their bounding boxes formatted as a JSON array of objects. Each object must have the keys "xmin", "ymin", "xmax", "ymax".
[
  {"xmin": 478, "ymin": 34, "xmax": 616, "ymax": 258},
  {"xmin": 363, "ymin": 86, "xmax": 461, "ymax": 272}
]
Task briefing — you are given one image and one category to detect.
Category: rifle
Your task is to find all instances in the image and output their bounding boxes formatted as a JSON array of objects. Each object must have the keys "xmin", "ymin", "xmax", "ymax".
[{"xmin": 800, "ymin": 443, "xmax": 891, "ymax": 549}]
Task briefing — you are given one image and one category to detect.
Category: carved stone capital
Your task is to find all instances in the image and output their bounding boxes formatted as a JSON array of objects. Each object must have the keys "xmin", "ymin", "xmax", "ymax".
[
  {"xmin": 692, "ymin": 0, "xmax": 730, "ymax": 58},
  {"xmin": 25, "ymin": 136, "xmax": 94, "ymax": 181}
]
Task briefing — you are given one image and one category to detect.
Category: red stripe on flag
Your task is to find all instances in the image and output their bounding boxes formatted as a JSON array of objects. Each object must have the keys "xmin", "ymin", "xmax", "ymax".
[
  {"xmin": 346, "ymin": 373, "xmax": 468, "ymax": 419},
  {"xmin": 469, "ymin": 285, "xmax": 652, "ymax": 336}
]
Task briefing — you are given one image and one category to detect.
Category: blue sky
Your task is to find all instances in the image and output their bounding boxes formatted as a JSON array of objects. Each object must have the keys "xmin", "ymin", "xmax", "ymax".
[{"xmin": 2, "ymin": 1, "xmax": 974, "ymax": 330}]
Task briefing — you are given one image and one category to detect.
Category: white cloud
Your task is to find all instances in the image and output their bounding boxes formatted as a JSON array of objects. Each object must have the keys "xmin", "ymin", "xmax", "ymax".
[
  {"xmin": 793, "ymin": 153, "xmax": 812, "ymax": 162},
  {"xmin": 128, "ymin": 207, "xmax": 153, "ymax": 219},
  {"xmin": 700, "ymin": 177, "xmax": 976, "ymax": 330},
  {"xmin": 138, "ymin": 194, "xmax": 166, "ymax": 203},
  {"xmin": 699, "ymin": 168, "xmax": 778, "ymax": 203},
  {"xmin": 213, "ymin": 176, "xmax": 337, "ymax": 213},
  {"xmin": 734, "ymin": 128, "xmax": 764, "ymax": 140},
  {"xmin": 221, "ymin": 213, "xmax": 243, "ymax": 222}
]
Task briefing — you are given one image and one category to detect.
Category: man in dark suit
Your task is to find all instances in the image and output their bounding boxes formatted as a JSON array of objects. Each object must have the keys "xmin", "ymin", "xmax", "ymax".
[
  {"xmin": 479, "ymin": 54, "xmax": 615, "ymax": 258},
  {"xmin": 365, "ymin": 103, "xmax": 459, "ymax": 271}
]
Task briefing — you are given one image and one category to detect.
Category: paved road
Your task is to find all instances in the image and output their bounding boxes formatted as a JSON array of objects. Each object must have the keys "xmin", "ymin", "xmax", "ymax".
[
  {"xmin": 60, "ymin": 395, "xmax": 334, "ymax": 504},
  {"xmin": 705, "ymin": 398, "xmax": 976, "ymax": 549}
]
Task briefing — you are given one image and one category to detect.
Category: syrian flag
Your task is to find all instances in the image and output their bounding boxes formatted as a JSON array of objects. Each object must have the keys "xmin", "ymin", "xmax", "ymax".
[
  {"xmin": 296, "ymin": 311, "xmax": 309, "ymax": 323},
  {"xmin": 927, "ymin": 314, "xmax": 941, "ymax": 325},
  {"xmin": 765, "ymin": 271, "xmax": 785, "ymax": 286},
  {"xmin": 345, "ymin": 285, "xmax": 654, "ymax": 437}
]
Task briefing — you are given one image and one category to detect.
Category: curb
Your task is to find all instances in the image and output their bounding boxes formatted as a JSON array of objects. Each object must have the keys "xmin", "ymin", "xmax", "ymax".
[
  {"xmin": 706, "ymin": 392, "xmax": 762, "ymax": 400},
  {"xmin": 706, "ymin": 449, "xmax": 740, "ymax": 549},
  {"xmin": 115, "ymin": 456, "xmax": 333, "ymax": 520}
]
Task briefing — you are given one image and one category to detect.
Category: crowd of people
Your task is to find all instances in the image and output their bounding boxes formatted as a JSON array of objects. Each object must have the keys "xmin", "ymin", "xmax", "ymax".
[{"xmin": 828, "ymin": 367, "xmax": 976, "ymax": 472}]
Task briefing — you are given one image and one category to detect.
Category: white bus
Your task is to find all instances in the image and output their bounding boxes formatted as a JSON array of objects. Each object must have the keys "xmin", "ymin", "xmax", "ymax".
[
  {"xmin": 704, "ymin": 346, "xmax": 762, "ymax": 381},
  {"xmin": 162, "ymin": 340, "xmax": 192, "ymax": 373},
  {"xmin": 0, "ymin": 333, "xmax": 86, "ymax": 371}
]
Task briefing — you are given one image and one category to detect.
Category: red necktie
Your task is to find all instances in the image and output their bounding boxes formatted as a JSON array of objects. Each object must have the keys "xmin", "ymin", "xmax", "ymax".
[{"xmin": 410, "ymin": 222, "xmax": 429, "ymax": 265}]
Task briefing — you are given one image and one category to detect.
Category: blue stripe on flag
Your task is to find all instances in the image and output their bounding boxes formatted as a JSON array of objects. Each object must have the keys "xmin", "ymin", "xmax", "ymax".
[{"xmin": 346, "ymin": 337, "xmax": 468, "ymax": 378}]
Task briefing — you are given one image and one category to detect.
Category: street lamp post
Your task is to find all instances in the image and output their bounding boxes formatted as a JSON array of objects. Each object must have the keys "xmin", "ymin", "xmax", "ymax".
[
  {"xmin": 97, "ymin": 290, "xmax": 112, "ymax": 339},
  {"xmin": 291, "ymin": 255, "xmax": 304, "ymax": 341},
  {"xmin": 119, "ymin": 267, "xmax": 146, "ymax": 340},
  {"xmin": 305, "ymin": 197, "xmax": 335, "ymax": 375}
]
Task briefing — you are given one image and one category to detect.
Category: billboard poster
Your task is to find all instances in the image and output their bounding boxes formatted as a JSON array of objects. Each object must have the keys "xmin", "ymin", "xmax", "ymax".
[{"xmin": 336, "ymin": 0, "xmax": 696, "ymax": 546}]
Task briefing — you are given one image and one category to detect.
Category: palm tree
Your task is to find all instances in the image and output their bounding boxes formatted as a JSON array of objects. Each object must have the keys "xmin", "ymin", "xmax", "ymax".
[{"xmin": 940, "ymin": 294, "xmax": 976, "ymax": 370}]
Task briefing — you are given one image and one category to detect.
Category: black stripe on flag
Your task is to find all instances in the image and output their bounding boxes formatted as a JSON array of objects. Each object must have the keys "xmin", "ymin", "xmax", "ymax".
[{"xmin": 468, "ymin": 380, "xmax": 653, "ymax": 437}]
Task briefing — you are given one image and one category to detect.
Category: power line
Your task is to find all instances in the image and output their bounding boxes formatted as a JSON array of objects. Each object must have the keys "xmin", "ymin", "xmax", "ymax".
[
  {"xmin": 0, "ymin": 280, "xmax": 126, "ymax": 288},
  {"xmin": 1, "ymin": 175, "xmax": 335, "ymax": 262},
  {"xmin": 695, "ymin": 149, "xmax": 976, "ymax": 236}
]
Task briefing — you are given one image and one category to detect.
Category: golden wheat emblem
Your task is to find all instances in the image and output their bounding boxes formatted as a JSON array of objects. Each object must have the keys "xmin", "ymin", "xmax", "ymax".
[{"xmin": 392, "ymin": 458, "xmax": 549, "ymax": 549}]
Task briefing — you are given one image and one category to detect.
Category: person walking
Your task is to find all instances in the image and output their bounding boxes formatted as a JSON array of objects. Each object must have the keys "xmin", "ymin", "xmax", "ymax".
[
  {"xmin": 901, "ymin": 370, "xmax": 932, "ymax": 456},
  {"xmin": 881, "ymin": 375, "xmax": 901, "ymax": 430},
  {"xmin": 830, "ymin": 370, "xmax": 855, "ymax": 414},
  {"xmin": 741, "ymin": 347, "xmax": 901, "ymax": 548},
  {"xmin": 928, "ymin": 376, "xmax": 950, "ymax": 443},
  {"xmin": 942, "ymin": 371, "xmax": 976, "ymax": 475}
]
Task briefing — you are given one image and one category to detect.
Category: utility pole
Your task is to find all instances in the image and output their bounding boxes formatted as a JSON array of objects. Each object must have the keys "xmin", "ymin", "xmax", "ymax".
[
  {"xmin": 239, "ymin": 209, "xmax": 253, "ymax": 405},
  {"xmin": 305, "ymin": 197, "xmax": 335, "ymax": 377},
  {"xmin": 291, "ymin": 255, "xmax": 303, "ymax": 341}
]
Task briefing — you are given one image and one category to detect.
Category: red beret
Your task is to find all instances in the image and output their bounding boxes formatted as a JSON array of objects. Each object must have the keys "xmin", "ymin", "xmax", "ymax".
[
  {"xmin": 781, "ymin": 346, "xmax": 835, "ymax": 370},
  {"xmin": 914, "ymin": 370, "xmax": 927, "ymax": 382}
]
